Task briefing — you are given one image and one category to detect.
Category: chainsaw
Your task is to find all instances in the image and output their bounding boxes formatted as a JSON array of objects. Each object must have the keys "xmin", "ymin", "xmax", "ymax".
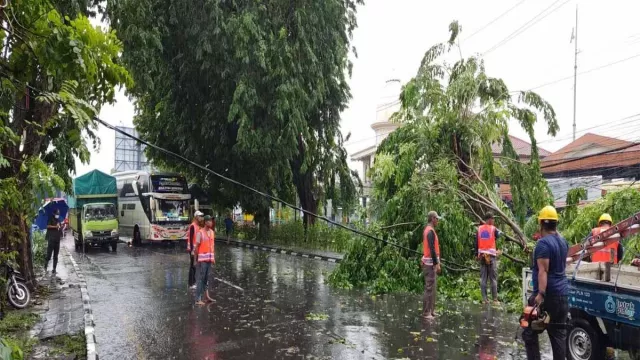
[{"xmin": 519, "ymin": 303, "xmax": 550, "ymax": 332}]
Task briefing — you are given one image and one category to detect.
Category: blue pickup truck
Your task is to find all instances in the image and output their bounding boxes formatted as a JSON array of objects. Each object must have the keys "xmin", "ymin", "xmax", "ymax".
[{"xmin": 523, "ymin": 263, "xmax": 640, "ymax": 360}]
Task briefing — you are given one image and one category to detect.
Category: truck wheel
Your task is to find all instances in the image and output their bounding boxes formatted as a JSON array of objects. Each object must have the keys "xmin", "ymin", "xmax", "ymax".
[
  {"xmin": 111, "ymin": 242, "xmax": 117, "ymax": 252},
  {"xmin": 629, "ymin": 348, "xmax": 640, "ymax": 360},
  {"xmin": 133, "ymin": 227, "xmax": 141, "ymax": 247},
  {"xmin": 567, "ymin": 318, "xmax": 605, "ymax": 360}
]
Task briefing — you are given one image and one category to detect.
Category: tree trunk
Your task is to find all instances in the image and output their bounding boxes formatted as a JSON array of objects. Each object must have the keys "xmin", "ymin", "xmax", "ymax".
[
  {"xmin": 294, "ymin": 170, "xmax": 318, "ymax": 231},
  {"xmin": 290, "ymin": 136, "xmax": 318, "ymax": 232},
  {"xmin": 255, "ymin": 206, "xmax": 270, "ymax": 240}
]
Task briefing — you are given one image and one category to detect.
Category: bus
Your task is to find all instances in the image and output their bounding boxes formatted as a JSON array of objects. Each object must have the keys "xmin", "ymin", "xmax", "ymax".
[{"xmin": 113, "ymin": 171, "xmax": 191, "ymax": 245}]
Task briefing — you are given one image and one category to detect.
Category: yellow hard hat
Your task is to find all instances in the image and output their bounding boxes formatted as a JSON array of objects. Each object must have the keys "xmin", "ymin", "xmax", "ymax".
[
  {"xmin": 598, "ymin": 213, "xmax": 613, "ymax": 224},
  {"xmin": 538, "ymin": 205, "xmax": 559, "ymax": 223}
]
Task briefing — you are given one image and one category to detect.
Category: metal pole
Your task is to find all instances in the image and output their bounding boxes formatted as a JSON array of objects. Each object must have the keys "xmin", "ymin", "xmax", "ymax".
[{"xmin": 572, "ymin": 5, "xmax": 579, "ymax": 141}]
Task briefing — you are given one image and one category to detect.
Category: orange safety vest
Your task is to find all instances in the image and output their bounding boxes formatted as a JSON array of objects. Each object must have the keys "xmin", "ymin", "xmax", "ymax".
[
  {"xmin": 186, "ymin": 222, "xmax": 200, "ymax": 251},
  {"xmin": 197, "ymin": 228, "xmax": 215, "ymax": 263},
  {"xmin": 591, "ymin": 226, "xmax": 618, "ymax": 264},
  {"xmin": 422, "ymin": 225, "xmax": 440, "ymax": 266},
  {"xmin": 477, "ymin": 224, "xmax": 497, "ymax": 255}
]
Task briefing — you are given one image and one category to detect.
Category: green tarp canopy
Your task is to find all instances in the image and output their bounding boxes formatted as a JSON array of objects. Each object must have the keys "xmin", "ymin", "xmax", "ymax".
[{"xmin": 67, "ymin": 170, "xmax": 117, "ymax": 208}]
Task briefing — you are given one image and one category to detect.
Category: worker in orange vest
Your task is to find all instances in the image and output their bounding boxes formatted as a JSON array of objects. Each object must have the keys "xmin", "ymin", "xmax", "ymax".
[
  {"xmin": 476, "ymin": 212, "xmax": 503, "ymax": 304},
  {"xmin": 422, "ymin": 210, "xmax": 442, "ymax": 320},
  {"xmin": 590, "ymin": 213, "xmax": 623, "ymax": 264},
  {"xmin": 186, "ymin": 211, "xmax": 204, "ymax": 290},
  {"xmin": 192, "ymin": 215, "xmax": 215, "ymax": 306}
]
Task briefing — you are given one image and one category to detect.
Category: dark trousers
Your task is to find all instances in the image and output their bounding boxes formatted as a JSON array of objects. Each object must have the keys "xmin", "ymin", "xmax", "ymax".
[
  {"xmin": 195, "ymin": 262, "xmax": 211, "ymax": 302},
  {"xmin": 45, "ymin": 239, "xmax": 60, "ymax": 271},
  {"xmin": 522, "ymin": 294, "xmax": 569, "ymax": 360},
  {"xmin": 188, "ymin": 254, "xmax": 196, "ymax": 287},
  {"xmin": 480, "ymin": 257, "xmax": 498, "ymax": 301},
  {"xmin": 422, "ymin": 264, "xmax": 437, "ymax": 316}
]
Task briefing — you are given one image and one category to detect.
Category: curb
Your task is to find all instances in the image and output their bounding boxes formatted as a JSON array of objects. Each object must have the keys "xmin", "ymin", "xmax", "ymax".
[
  {"xmin": 216, "ymin": 237, "xmax": 342, "ymax": 263},
  {"xmin": 64, "ymin": 247, "xmax": 98, "ymax": 360}
]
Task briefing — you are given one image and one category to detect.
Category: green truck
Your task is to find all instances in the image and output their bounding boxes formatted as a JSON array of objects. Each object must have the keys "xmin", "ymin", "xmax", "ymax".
[{"xmin": 68, "ymin": 170, "xmax": 119, "ymax": 252}]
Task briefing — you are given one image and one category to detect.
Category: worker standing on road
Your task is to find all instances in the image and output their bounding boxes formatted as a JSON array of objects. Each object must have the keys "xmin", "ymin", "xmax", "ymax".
[
  {"xmin": 590, "ymin": 213, "xmax": 623, "ymax": 264},
  {"xmin": 193, "ymin": 215, "xmax": 215, "ymax": 306},
  {"xmin": 186, "ymin": 211, "xmax": 204, "ymax": 290},
  {"xmin": 45, "ymin": 209, "xmax": 62, "ymax": 274},
  {"xmin": 224, "ymin": 214, "xmax": 234, "ymax": 244},
  {"xmin": 476, "ymin": 212, "xmax": 502, "ymax": 305},
  {"xmin": 422, "ymin": 210, "xmax": 441, "ymax": 320},
  {"xmin": 522, "ymin": 205, "xmax": 569, "ymax": 360}
]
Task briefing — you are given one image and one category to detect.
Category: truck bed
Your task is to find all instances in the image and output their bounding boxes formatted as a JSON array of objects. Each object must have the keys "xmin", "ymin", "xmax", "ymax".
[{"xmin": 523, "ymin": 263, "xmax": 640, "ymax": 327}]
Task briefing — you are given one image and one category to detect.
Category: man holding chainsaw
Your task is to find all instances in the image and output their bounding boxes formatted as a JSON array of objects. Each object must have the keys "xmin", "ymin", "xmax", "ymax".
[{"xmin": 522, "ymin": 205, "xmax": 569, "ymax": 360}]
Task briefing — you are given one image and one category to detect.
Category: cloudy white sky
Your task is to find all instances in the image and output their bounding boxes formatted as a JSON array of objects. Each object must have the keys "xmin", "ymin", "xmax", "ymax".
[{"xmin": 77, "ymin": 0, "xmax": 640, "ymax": 179}]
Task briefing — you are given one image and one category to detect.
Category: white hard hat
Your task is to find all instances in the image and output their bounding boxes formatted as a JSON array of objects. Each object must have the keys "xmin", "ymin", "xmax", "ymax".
[{"xmin": 194, "ymin": 211, "xmax": 204, "ymax": 217}]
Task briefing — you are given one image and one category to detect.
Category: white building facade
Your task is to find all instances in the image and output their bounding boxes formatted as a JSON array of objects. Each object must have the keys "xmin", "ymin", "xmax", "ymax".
[{"xmin": 351, "ymin": 79, "xmax": 402, "ymax": 210}]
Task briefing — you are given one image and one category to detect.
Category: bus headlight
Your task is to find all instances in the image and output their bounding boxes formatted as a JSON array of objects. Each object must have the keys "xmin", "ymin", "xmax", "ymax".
[
  {"xmin": 83, "ymin": 230, "xmax": 92, "ymax": 238},
  {"xmin": 111, "ymin": 229, "xmax": 119, "ymax": 236}
]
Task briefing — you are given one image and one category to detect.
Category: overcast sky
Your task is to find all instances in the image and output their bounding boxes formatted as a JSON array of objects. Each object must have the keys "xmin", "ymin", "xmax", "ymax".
[{"xmin": 77, "ymin": 0, "xmax": 640, "ymax": 178}]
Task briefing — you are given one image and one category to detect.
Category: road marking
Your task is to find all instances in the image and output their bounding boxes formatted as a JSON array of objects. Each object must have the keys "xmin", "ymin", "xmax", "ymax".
[{"xmin": 214, "ymin": 277, "xmax": 244, "ymax": 291}]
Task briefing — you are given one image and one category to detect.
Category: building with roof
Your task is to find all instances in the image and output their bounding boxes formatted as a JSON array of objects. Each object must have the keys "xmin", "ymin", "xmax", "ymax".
[
  {"xmin": 541, "ymin": 133, "xmax": 640, "ymax": 179},
  {"xmin": 540, "ymin": 133, "xmax": 640, "ymax": 207}
]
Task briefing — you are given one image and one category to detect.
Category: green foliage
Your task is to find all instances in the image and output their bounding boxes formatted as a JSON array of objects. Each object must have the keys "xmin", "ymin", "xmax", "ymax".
[
  {"xmin": 32, "ymin": 231, "xmax": 47, "ymax": 267},
  {"xmin": 107, "ymin": 0, "xmax": 361, "ymax": 230},
  {"xmin": 49, "ymin": 334, "xmax": 86, "ymax": 358},
  {"xmin": 561, "ymin": 187, "xmax": 587, "ymax": 226},
  {"xmin": 0, "ymin": 338, "xmax": 23, "ymax": 360},
  {"xmin": 0, "ymin": 0, "xmax": 130, "ymax": 283},
  {"xmin": 0, "ymin": 311, "xmax": 39, "ymax": 359},
  {"xmin": 330, "ymin": 22, "xmax": 559, "ymax": 306},
  {"xmin": 559, "ymin": 188, "xmax": 640, "ymax": 244},
  {"xmin": 232, "ymin": 221, "xmax": 354, "ymax": 253}
]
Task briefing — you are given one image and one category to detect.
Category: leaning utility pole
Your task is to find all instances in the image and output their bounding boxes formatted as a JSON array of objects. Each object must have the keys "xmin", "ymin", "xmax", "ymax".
[{"xmin": 571, "ymin": 5, "xmax": 579, "ymax": 141}]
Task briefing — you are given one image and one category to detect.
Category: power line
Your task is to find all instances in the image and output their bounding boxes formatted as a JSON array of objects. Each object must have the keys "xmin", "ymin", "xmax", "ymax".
[
  {"xmin": 0, "ymin": 71, "xmax": 480, "ymax": 270},
  {"xmin": 461, "ymin": 0, "xmax": 527, "ymax": 43},
  {"xmin": 483, "ymin": 0, "xmax": 570, "ymax": 55},
  {"xmin": 527, "ymin": 52, "xmax": 640, "ymax": 91},
  {"xmin": 541, "ymin": 139, "xmax": 640, "ymax": 170},
  {"xmin": 538, "ymin": 114, "xmax": 640, "ymax": 144}
]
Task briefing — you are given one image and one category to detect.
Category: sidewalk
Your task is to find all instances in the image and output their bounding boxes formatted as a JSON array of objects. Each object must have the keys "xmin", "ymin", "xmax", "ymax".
[
  {"xmin": 29, "ymin": 245, "xmax": 85, "ymax": 359},
  {"xmin": 217, "ymin": 236, "xmax": 344, "ymax": 263}
]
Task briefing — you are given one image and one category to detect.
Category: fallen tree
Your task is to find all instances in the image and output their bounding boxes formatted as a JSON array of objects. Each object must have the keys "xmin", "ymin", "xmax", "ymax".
[{"xmin": 329, "ymin": 22, "xmax": 558, "ymax": 303}]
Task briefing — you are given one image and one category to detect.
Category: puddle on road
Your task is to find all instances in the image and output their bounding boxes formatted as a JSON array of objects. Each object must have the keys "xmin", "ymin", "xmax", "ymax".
[{"xmin": 72, "ymin": 242, "xmax": 630, "ymax": 360}]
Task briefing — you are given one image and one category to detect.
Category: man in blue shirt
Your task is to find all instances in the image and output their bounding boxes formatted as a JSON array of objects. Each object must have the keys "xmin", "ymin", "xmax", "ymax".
[
  {"xmin": 224, "ymin": 214, "xmax": 234, "ymax": 244},
  {"xmin": 522, "ymin": 205, "xmax": 569, "ymax": 360}
]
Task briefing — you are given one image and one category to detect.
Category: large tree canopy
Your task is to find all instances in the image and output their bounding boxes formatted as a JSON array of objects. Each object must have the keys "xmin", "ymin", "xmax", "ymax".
[
  {"xmin": 330, "ymin": 22, "xmax": 559, "ymax": 300},
  {"xmin": 107, "ymin": 0, "xmax": 362, "ymax": 234},
  {"xmin": 0, "ymin": 0, "xmax": 131, "ymax": 283}
]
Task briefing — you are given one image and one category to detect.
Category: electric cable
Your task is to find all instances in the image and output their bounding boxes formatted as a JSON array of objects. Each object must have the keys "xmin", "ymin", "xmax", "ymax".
[
  {"xmin": 461, "ymin": 0, "xmax": 527, "ymax": 43},
  {"xmin": 526, "ymin": 52, "xmax": 640, "ymax": 91},
  {"xmin": 483, "ymin": 0, "xmax": 570, "ymax": 55}
]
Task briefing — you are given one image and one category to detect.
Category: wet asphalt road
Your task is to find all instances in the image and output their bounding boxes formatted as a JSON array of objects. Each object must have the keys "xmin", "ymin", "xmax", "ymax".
[{"xmin": 62, "ymin": 236, "xmax": 567, "ymax": 360}]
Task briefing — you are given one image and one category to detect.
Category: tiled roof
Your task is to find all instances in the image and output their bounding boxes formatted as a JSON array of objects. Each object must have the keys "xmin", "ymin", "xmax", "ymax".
[
  {"xmin": 491, "ymin": 135, "xmax": 552, "ymax": 158},
  {"xmin": 541, "ymin": 133, "xmax": 640, "ymax": 174}
]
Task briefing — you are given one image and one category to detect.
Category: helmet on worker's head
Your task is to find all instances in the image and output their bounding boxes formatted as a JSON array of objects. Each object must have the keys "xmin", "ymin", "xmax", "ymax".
[
  {"xmin": 538, "ymin": 205, "xmax": 558, "ymax": 224},
  {"xmin": 598, "ymin": 213, "xmax": 613, "ymax": 225}
]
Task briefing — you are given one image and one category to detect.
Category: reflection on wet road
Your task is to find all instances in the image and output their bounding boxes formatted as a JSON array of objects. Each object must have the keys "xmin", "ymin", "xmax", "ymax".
[{"xmin": 65, "ymin": 239, "xmax": 567, "ymax": 359}]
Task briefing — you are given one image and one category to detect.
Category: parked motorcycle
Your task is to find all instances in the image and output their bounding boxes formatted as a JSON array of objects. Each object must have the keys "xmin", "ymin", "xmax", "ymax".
[{"xmin": 4, "ymin": 264, "xmax": 30, "ymax": 309}]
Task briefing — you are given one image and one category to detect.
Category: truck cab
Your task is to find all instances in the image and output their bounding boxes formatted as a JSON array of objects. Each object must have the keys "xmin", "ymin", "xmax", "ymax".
[{"xmin": 71, "ymin": 202, "xmax": 119, "ymax": 251}]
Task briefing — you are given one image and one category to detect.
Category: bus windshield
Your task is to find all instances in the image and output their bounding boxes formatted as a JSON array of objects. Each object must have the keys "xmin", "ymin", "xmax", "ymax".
[
  {"xmin": 155, "ymin": 199, "xmax": 190, "ymax": 222},
  {"xmin": 84, "ymin": 204, "xmax": 117, "ymax": 221}
]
